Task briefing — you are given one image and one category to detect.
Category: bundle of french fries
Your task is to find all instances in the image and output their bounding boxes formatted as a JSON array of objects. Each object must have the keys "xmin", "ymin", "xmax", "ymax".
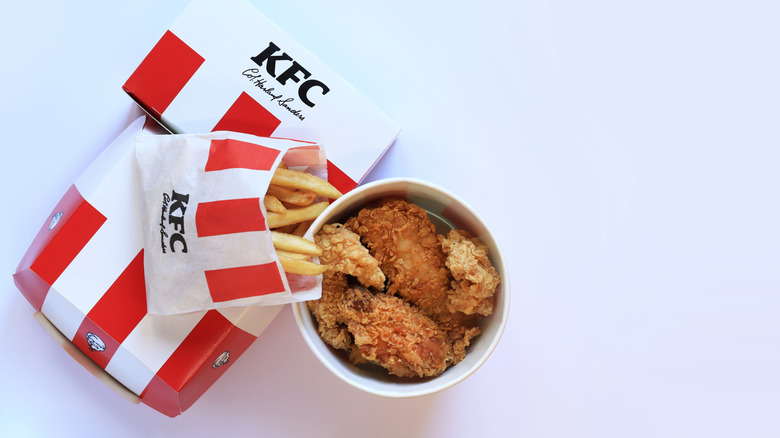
[{"xmin": 264, "ymin": 164, "xmax": 341, "ymax": 276}]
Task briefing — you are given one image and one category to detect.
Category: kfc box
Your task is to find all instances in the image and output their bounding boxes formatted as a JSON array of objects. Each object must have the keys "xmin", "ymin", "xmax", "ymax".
[
  {"xmin": 13, "ymin": 117, "xmax": 284, "ymax": 417},
  {"xmin": 123, "ymin": 0, "xmax": 400, "ymax": 194},
  {"xmin": 14, "ymin": 0, "xmax": 399, "ymax": 417}
]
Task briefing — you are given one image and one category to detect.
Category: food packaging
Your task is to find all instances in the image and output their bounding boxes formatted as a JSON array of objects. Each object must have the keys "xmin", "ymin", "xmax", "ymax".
[
  {"xmin": 14, "ymin": 0, "xmax": 399, "ymax": 417},
  {"xmin": 123, "ymin": 0, "xmax": 400, "ymax": 194},
  {"xmin": 14, "ymin": 117, "xmax": 285, "ymax": 416},
  {"xmin": 136, "ymin": 132, "xmax": 325, "ymax": 315}
]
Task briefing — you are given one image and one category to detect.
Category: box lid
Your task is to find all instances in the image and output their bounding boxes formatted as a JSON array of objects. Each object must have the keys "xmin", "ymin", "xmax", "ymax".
[{"xmin": 123, "ymin": 0, "xmax": 400, "ymax": 194}]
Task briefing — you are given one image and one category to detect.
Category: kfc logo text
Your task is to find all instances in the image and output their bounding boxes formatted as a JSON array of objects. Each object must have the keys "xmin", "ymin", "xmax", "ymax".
[
  {"xmin": 159, "ymin": 190, "xmax": 190, "ymax": 253},
  {"xmin": 251, "ymin": 41, "xmax": 330, "ymax": 108}
]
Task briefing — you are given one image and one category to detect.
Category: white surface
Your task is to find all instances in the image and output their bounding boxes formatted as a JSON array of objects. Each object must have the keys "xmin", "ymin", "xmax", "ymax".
[{"xmin": 1, "ymin": 1, "xmax": 778, "ymax": 437}]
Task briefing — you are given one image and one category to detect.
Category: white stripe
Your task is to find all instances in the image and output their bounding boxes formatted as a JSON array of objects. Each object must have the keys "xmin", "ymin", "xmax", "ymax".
[
  {"xmin": 105, "ymin": 346, "xmax": 155, "ymax": 396},
  {"xmin": 120, "ymin": 311, "xmax": 206, "ymax": 373},
  {"xmin": 41, "ymin": 288, "xmax": 85, "ymax": 341},
  {"xmin": 162, "ymin": 60, "xmax": 251, "ymax": 135},
  {"xmin": 75, "ymin": 116, "xmax": 146, "ymax": 199},
  {"xmin": 85, "ymin": 129, "xmax": 145, "ymax": 224},
  {"xmin": 196, "ymin": 231, "xmax": 277, "ymax": 270},
  {"xmin": 217, "ymin": 304, "xmax": 284, "ymax": 337},
  {"xmin": 198, "ymin": 168, "xmax": 275, "ymax": 203}
]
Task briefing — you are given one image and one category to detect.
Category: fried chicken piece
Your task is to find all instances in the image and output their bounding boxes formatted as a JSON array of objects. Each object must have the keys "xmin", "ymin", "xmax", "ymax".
[
  {"xmin": 345, "ymin": 198, "xmax": 450, "ymax": 315},
  {"xmin": 314, "ymin": 223, "xmax": 385, "ymax": 289},
  {"xmin": 339, "ymin": 286, "xmax": 454, "ymax": 378},
  {"xmin": 434, "ymin": 311, "xmax": 481, "ymax": 364},
  {"xmin": 307, "ymin": 271, "xmax": 352, "ymax": 350},
  {"xmin": 345, "ymin": 198, "xmax": 488, "ymax": 365},
  {"xmin": 441, "ymin": 229, "xmax": 500, "ymax": 316}
]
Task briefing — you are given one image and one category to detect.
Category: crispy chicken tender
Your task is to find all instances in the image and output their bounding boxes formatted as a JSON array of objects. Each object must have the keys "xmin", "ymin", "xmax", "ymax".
[
  {"xmin": 441, "ymin": 229, "xmax": 500, "ymax": 316},
  {"xmin": 339, "ymin": 286, "xmax": 454, "ymax": 378},
  {"xmin": 434, "ymin": 311, "xmax": 481, "ymax": 364},
  {"xmin": 307, "ymin": 271, "xmax": 352, "ymax": 350},
  {"xmin": 344, "ymin": 198, "xmax": 450, "ymax": 315},
  {"xmin": 314, "ymin": 223, "xmax": 385, "ymax": 289}
]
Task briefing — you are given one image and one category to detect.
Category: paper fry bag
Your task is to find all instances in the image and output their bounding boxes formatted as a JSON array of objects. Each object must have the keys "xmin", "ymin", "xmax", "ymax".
[{"xmin": 135, "ymin": 131, "xmax": 325, "ymax": 315}]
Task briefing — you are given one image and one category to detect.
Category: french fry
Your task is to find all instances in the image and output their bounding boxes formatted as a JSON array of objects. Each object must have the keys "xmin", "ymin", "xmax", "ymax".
[
  {"xmin": 271, "ymin": 168, "xmax": 342, "ymax": 199},
  {"xmin": 271, "ymin": 231, "xmax": 322, "ymax": 255},
  {"xmin": 263, "ymin": 195, "xmax": 287, "ymax": 214},
  {"xmin": 292, "ymin": 219, "xmax": 313, "ymax": 237},
  {"xmin": 279, "ymin": 258, "xmax": 330, "ymax": 276},
  {"xmin": 267, "ymin": 201, "xmax": 328, "ymax": 228},
  {"xmin": 273, "ymin": 223, "xmax": 298, "ymax": 234},
  {"xmin": 266, "ymin": 184, "xmax": 318, "ymax": 206},
  {"xmin": 275, "ymin": 249, "xmax": 311, "ymax": 261},
  {"xmin": 264, "ymin": 165, "xmax": 333, "ymax": 276}
]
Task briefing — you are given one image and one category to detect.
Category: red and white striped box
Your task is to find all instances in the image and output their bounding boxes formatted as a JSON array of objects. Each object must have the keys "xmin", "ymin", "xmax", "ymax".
[
  {"xmin": 123, "ymin": 0, "xmax": 400, "ymax": 195},
  {"xmin": 14, "ymin": 116, "xmax": 283, "ymax": 417}
]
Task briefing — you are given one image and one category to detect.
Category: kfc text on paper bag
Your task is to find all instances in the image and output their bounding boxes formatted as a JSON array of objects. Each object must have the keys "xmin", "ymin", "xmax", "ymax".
[
  {"xmin": 136, "ymin": 132, "xmax": 326, "ymax": 315},
  {"xmin": 13, "ymin": 117, "xmax": 283, "ymax": 417},
  {"xmin": 123, "ymin": 0, "xmax": 400, "ymax": 195}
]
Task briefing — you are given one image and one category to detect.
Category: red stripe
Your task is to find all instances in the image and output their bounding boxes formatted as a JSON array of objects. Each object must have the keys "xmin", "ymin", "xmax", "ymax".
[
  {"xmin": 282, "ymin": 145, "xmax": 323, "ymax": 167},
  {"xmin": 142, "ymin": 312, "xmax": 257, "ymax": 416},
  {"xmin": 155, "ymin": 310, "xmax": 234, "ymax": 391},
  {"xmin": 30, "ymin": 191, "xmax": 106, "ymax": 285},
  {"xmin": 205, "ymin": 138, "xmax": 280, "ymax": 172},
  {"xmin": 123, "ymin": 30, "xmax": 205, "ymax": 118},
  {"xmin": 72, "ymin": 317, "xmax": 120, "ymax": 370},
  {"xmin": 16, "ymin": 185, "xmax": 83, "ymax": 274},
  {"xmin": 178, "ymin": 322, "xmax": 256, "ymax": 412},
  {"xmin": 195, "ymin": 198, "xmax": 266, "ymax": 237},
  {"xmin": 212, "ymin": 92, "xmax": 281, "ymax": 137},
  {"xmin": 327, "ymin": 160, "xmax": 357, "ymax": 194},
  {"xmin": 15, "ymin": 185, "xmax": 87, "ymax": 310},
  {"xmin": 140, "ymin": 376, "xmax": 181, "ymax": 417},
  {"xmin": 86, "ymin": 250, "xmax": 147, "ymax": 344},
  {"xmin": 205, "ymin": 263, "xmax": 285, "ymax": 302}
]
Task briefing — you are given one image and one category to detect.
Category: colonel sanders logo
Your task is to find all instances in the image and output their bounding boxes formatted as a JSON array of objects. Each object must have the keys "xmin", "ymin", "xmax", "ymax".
[
  {"xmin": 86, "ymin": 332, "xmax": 106, "ymax": 352},
  {"xmin": 213, "ymin": 351, "xmax": 230, "ymax": 368},
  {"xmin": 49, "ymin": 211, "xmax": 63, "ymax": 231}
]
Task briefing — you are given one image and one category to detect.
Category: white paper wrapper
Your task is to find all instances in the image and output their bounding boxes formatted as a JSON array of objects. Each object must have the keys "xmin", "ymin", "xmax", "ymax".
[{"xmin": 135, "ymin": 131, "xmax": 324, "ymax": 315}]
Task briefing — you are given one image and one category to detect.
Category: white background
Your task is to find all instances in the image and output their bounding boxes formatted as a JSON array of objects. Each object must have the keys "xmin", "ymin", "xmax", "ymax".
[{"xmin": 2, "ymin": 1, "xmax": 778, "ymax": 437}]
